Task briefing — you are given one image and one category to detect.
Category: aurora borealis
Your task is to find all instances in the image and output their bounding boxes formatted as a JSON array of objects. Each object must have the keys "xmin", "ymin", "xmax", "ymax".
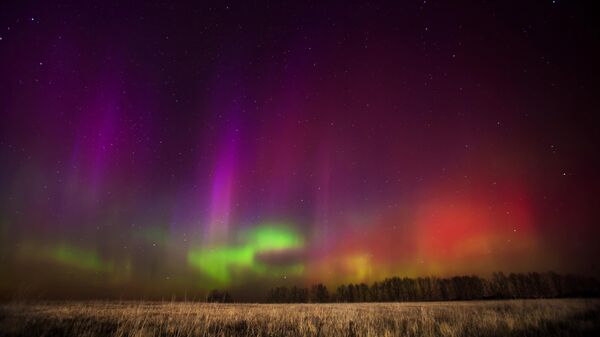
[{"xmin": 0, "ymin": 1, "xmax": 599, "ymax": 300}]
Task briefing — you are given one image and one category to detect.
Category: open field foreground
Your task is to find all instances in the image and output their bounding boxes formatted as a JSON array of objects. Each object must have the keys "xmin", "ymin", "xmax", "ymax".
[{"xmin": 0, "ymin": 299, "xmax": 599, "ymax": 337}]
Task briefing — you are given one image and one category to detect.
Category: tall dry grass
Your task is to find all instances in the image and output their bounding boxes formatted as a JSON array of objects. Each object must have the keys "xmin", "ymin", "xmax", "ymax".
[{"xmin": 0, "ymin": 299, "xmax": 598, "ymax": 336}]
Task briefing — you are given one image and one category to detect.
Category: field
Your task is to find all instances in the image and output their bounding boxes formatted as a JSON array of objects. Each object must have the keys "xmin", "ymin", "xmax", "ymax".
[{"xmin": 0, "ymin": 299, "xmax": 599, "ymax": 337}]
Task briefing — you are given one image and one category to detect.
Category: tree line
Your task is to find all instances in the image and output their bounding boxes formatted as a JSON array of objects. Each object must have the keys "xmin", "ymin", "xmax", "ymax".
[
  {"xmin": 266, "ymin": 272, "xmax": 600, "ymax": 303},
  {"xmin": 206, "ymin": 289, "xmax": 233, "ymax": 303}
]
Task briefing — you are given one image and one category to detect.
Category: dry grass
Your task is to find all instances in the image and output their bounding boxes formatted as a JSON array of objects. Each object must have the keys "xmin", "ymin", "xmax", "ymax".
[{"xmin": 0, "ymin": 299, "xmax": 598, "ymax": 336}]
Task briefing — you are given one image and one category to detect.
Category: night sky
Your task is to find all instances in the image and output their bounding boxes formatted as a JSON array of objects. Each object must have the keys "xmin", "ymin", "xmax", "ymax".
[{"xmin": 1, "ymin": 1, "xmax": 599, "ymax": 300}]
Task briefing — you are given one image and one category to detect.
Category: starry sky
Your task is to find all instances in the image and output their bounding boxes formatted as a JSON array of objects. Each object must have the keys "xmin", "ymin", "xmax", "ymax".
[{"xmin": 0, "ymin": 1, "xmax": 599, "ymax": 300}]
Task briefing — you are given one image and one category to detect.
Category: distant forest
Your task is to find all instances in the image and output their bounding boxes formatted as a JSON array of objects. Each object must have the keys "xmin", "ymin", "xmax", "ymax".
[{"xmin": 262, "ymin": 272, "xmax": 599, "ymax": 303}]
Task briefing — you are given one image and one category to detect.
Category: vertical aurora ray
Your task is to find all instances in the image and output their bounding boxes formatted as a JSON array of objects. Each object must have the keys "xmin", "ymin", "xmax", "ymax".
[{"xmin": 206, "ymin": 137, "xmax": 236, "ymax": 243}]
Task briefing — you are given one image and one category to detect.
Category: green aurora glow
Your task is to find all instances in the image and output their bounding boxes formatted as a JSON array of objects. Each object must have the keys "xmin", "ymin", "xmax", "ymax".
[{"xmin": 187, "ymin": 224, "xmax": 304, "ymax": 286}]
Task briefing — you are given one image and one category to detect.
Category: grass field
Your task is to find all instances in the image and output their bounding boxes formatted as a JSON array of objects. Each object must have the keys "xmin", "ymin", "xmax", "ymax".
[{"xmin": 0, "ymin": 299, "xmax": 598, "ymax": 336}]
